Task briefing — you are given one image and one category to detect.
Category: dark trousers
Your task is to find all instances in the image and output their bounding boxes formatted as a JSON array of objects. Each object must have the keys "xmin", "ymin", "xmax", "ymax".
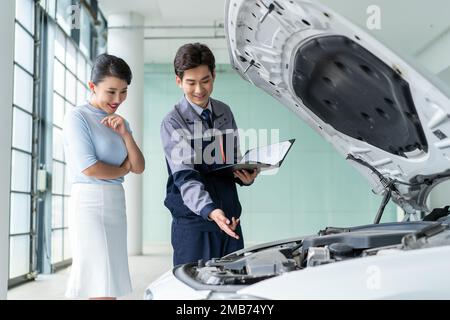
[{"xmin": 171, "ymin": 223, "xmax": 244, "ymax": 266}]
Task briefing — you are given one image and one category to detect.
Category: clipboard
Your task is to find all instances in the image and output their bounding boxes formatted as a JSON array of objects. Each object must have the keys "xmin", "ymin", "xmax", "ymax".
[{"xmin": 209, "ymin": 139, "xmax": 295, "ymax": 174}]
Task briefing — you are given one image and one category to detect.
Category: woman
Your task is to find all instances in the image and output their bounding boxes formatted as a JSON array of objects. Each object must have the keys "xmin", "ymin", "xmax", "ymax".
[{"xmin": 63, "ymin": 53, "xmax": 145, "ymax": 299}]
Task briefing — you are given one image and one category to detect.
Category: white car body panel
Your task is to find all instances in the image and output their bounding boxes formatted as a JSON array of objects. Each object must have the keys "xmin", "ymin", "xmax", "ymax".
[
  {"xmin": 146, "ymin": 270, "xmax": 211, "ymax": 300},
  {"xmin": 237, "ymin": 246, "xmax": 450, "ymax": 299}
]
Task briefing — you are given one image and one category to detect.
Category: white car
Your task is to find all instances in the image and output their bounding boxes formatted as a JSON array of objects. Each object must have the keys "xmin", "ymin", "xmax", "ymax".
[{"xmin": 145, "ymin": 0, "xmax": 450, "ymax": 299}]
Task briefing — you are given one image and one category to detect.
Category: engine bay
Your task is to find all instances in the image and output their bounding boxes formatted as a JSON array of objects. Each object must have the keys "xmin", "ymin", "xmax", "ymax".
[{"xmin": 179, "ymin": 218, "xmax": 450, "ymax": 287}]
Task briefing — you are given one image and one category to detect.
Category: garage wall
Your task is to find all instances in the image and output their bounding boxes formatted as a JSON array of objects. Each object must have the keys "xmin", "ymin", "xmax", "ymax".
[{"xmin": 142, "ymin": 63, "xmax": 397, "ymax": 245}]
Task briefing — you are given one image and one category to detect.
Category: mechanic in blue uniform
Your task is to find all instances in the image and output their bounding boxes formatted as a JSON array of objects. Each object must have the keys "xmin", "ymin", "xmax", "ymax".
[{"xmin": 160, "ymin": 43, "xmax": 259, "ymax": 266}]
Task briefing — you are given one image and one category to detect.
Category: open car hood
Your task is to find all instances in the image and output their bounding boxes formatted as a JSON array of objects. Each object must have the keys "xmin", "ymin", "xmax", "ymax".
[{"xmin": 225, "ymin": 0, "xmax": 450, "ymax": 215}]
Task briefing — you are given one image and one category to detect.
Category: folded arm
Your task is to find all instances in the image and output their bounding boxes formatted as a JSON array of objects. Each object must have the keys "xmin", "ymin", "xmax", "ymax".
[{"xmin": 82, "ymin": 159, "xmax": 130, "ymax": 179}]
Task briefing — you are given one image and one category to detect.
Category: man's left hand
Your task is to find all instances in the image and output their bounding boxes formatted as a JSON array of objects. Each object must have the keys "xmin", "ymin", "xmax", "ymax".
[{"xmin": 233, "ymin": 169, "xmax": 259, "ymax": 185}]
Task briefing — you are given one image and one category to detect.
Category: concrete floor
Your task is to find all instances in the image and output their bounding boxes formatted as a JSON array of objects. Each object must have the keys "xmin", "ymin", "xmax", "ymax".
[{"xmin": 7, "ymin": 244, "xmax": 173, "ymax": 300}]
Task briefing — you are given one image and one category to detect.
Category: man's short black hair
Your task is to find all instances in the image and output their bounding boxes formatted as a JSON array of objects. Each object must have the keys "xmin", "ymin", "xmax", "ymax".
[{"xmin": 173, "ymin": 43, "xmax": 216, "ymax": 79}]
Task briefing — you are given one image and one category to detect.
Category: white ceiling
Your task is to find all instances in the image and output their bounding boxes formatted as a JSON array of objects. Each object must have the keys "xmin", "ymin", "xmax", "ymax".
[
  {"xmin": 98, "ymin": 0, "xmax": 225, "ymax": 23},
  {"xmin": 98, "ymin": 0, "xmax": 230, "ymax": 64},
  {"xmin": 98, "ymin": 0, "xmax": 450, "ymax": 72}
]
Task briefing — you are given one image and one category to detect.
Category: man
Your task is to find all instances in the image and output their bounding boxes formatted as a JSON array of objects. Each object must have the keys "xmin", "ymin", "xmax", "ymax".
[{"xmin": 160, "ymin": 43, "xmax": 258, "ymax": 266}]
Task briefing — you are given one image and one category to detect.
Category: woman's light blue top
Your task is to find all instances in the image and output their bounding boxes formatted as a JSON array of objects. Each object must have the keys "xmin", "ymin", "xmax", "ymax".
[{"xmin": 63, "ymin": 103, "xmax": 131, "ymax": 185}]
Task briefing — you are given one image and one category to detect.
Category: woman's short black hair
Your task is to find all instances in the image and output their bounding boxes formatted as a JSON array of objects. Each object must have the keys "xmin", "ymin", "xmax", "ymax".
[
  {"xmin": 90, "ymin": 53, "xmax": 132, "ymax": 85},
  {"xmin": 173, "ymin": 43, "xmax": 215, "ymax": 79}
]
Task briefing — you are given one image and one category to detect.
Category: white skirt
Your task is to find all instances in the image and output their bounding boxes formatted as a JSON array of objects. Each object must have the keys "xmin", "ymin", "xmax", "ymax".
[{"xmin": 65, "ymin": 183, "xmax": 132, "ymax": 298}]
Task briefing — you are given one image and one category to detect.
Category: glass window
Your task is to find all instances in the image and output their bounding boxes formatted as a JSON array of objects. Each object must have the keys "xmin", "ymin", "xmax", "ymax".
[
  {"xmin": 65, "ymin": 101, "xmax": 73, "ymax": 117},
  {"xmin": 77, "ymin": 81, "xmax": 86, "ymax": 106},
  {"xmin": 9, "ymin": 0, "xmax": 36, "ymax": 284},
  {"xmin": 16, "ymin": 0, "xmax": 35, "ymax": 34},
  {"xmin": 64, "ymin": 197, "xmax": 70, "ymax": 227},
  {"xmin": 54, "ymin": 28, "xmax": 66, "ymax": 63},
  {"xmin": 53, "ymin": 93, "xmax": 65, "ymax": 128},
  {"xmin": 39, "ymin": 0, "xmax": 56, "ymax": 18},
  {"xmin": 12, "ymin": 108, "xmax": 33, "ymax": 153},
  {"xmin": 52, "ymin": 161, "xmax": 65, "ymax": 195},
  {"xmin": 53, "ymin": 59, "xmax": 65, "ymax": 95},
  {"xmin": 86, "ymin": 62, "xmax": 92, "ymax": 82},
  {"xmin": 48, "ymin": 11, "xmax": 98, "ymax": 269},
  {"xmin": 95, "ymin": 17, "xmax": 107, "ymax": 56},
  {"xmin": 11, "ymin": 150, "xmax": 32, "ymax": 193},
  {"xmin": 51, "ymin": 230, "xmax": 63, "ymax": 264},
  {"xmin": 10, "ymin": 193, "xmax": 31, "ymax": 235},
  {"xmin": 79, "ymin": 8, "xmax": 91, "ymax": 58},
  {"xmin": 63, "ymin": 229, "xmax": 71, "ymax": 260},
  {"xmin": 14, "ymin": 23, "xmax": 34, "ymax": 73},
  {"xmin": 9, "ymin": 235, "xmax": 30, "ymax": 278},
  {"xmin": 66, "ymin": 40, "xmax": 77, "ymax": 72},
  {"xmin": 11, "ymin": 0, "xmax": 105, "ymax": 282},
  {"xmin": 52, "ymin": 127, "xmax": 64, "ymax": 161},
  {"xmin": 13, "ymin": 65, "xmax": 34, "ymax": 113},
  {"xmin": 52, "ymin": 196, "xmax": 64, "ymax": 229},
  {"xmin": 56, "ymin": 0, "xmax": 72, "ymax": 35},
  {"xmin": 64, "ymin": 166, "xmax": 71, "ymax": 196},
  {"xmin": 65, "ymin": 70, "xmax": 76, "ymax": 104},
  {"xmin": 77, "ymin": 52, "xmax": 86, "ymax": 83}
]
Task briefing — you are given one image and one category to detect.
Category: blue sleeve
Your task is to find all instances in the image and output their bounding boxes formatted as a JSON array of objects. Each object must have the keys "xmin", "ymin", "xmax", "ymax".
[
  {"xmin": 125, "ymin": 119, "xmax": 132, "ymax": 134},
  {"xmin": 64, "ymin": 110, "xmax": 98, "ymax": 173},
  {"xmin": 160, "ymin": 117, "xmax": 217, "ymax": 220}
]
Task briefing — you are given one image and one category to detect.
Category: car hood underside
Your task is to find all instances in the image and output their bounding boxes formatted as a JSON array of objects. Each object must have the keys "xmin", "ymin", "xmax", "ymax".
[{"xmin": 225, "ymin": 0, "xmax": 450, "ymax": 214}]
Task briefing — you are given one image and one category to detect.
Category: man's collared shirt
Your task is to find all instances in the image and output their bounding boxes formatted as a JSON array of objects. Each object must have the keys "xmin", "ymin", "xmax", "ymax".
[{"xmin": 185, "ymin": 96, "xmax": 213, "ymax": 123}]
